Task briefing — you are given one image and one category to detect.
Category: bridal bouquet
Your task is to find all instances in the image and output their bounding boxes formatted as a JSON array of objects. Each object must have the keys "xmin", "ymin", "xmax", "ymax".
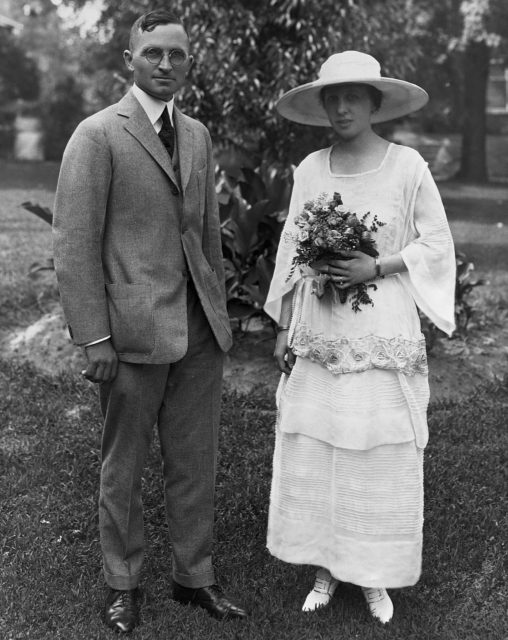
[{"xmin": 287, "ymin": 192, "xmax": 385, "ymax": 312}]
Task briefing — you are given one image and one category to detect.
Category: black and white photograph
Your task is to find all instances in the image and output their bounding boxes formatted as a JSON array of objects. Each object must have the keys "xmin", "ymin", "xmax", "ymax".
[{"xmin": 1, "ymin": 1, "xmax": 507, "ymax": 638}]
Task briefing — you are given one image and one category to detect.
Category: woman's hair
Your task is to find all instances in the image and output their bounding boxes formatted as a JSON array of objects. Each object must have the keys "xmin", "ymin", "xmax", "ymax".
[
  {"xmin": 320, "ymin": 83, "xmax": 383, "ymax": 112},
  {"xmin": 129, "ymin": 9, "xmax": 188, "ymax": 49},
  {"xmin": 365, "ymin": 85, "xmax": 383, "ymax": 111}
]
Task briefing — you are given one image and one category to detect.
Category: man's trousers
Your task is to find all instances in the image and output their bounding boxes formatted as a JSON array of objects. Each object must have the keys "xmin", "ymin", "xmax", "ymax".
[{"xmin": 98, "ymin": 281, "xmax": 223, "ymax": 590}]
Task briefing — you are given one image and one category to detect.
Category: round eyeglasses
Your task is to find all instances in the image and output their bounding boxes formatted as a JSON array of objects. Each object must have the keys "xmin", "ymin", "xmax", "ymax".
[{"xmin": 142, "ymin": 48, "xmax": 188, "ymax": 67}]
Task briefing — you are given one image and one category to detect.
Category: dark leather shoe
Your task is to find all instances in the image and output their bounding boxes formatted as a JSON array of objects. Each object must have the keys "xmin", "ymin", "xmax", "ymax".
[
  {"xmin": 173, "ymin": 582, "xmax": 248, "ymax": 620},
  {"xmin": 104, "ymin": 588, "xmax": 139, "ymax": 633}
]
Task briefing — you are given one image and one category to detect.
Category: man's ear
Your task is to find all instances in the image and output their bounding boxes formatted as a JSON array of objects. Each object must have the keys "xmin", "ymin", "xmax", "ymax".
[
  {"xmin": 186, "ymin": 54, "xmax": 195, "ymax": 75},
  {"xmin": 123, "ymin": 50, "xmax": 134, "ymax": 71}
]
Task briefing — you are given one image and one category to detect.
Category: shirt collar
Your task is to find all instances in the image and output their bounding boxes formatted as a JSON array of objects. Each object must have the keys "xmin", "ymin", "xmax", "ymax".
[{"xmin": 132, "ymin": 83, "xmax": 174, "ymax": 126}]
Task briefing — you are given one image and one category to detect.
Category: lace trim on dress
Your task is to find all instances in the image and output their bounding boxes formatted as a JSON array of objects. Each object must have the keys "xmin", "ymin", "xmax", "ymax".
[{"xmin": 291, "ymin": 325, "xmax": 428, "ymax": 376}]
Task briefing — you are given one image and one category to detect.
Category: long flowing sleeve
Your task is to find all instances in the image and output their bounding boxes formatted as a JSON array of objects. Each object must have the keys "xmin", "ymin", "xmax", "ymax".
[
  {"xmin": 399, "ymin": 167, "xmax": 456, "ymax": 336},
  {"xmin": 264, "ymin": 165, "xmax": 305, "ymax": 323}
]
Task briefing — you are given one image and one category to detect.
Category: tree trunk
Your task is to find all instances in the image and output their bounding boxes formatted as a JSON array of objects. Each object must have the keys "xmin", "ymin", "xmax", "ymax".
[{"xmin": 459, "ymin": 40, "xmax": 490, "ymax": 182}]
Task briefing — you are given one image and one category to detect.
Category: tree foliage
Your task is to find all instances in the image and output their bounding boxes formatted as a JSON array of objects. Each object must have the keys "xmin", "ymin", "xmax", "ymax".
[
  {"xmin": 0, "ymin": 29, "xmax": 40, "ymax": 103},
  {"xmin": 412, "ymin": 0, "xmax": 508, "ymax": 181},
  {"xmin": 455, "ymin": 0, "xmax": 508, "ymax": 181},
  {"xmin": 68, "ymin": 0, "xmax": 426, "ymax": 167},
  {"xmin": 63, "ymin": 0, "xmax": 508, "ymax": 178},
  {"xmin": 1, "ymin": 0, "xmax": 92, "ymax": 156},
  {"xmin": 41, "ymin": 76, "xmax": 85, "ymax": 160}
]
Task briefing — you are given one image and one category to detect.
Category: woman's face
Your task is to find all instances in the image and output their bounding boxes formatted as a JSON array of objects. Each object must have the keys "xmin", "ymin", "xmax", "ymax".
[{"xmin": 322, "ymin": 84, "xmax": 376, "ymax": 140}]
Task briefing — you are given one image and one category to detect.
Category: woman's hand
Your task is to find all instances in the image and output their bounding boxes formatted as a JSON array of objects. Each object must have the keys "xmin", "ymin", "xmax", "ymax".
[
  {"xmin": 311, "ymin": 251, "xmax": 376, "ymax": 288},
  {"xmin": 273, "ymin": 329, "xmax": 296, "ymax": 375}
]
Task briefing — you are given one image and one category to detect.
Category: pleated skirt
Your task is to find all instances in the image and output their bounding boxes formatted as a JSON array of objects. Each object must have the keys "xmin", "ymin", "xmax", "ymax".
[{"xmin": 267, "ymin": 360, "xmax": 426, "ymax": 588}]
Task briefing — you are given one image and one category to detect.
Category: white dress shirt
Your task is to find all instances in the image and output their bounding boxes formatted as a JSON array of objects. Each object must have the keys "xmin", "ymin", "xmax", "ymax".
[{"xmin": 131, "ymin": 83, "xmax": 175, "ymax": 130}]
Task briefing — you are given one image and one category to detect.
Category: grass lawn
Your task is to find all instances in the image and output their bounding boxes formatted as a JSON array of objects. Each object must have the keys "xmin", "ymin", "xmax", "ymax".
[
  {"xmin": 1, "ymin": 160, "xmax": 507, "ymax": 639},
  {"xmin": 444, "ymin": 191, "xmax": 508, "ymax": 274},
  {"xmin": 0, "ymin": 361, "xmax": 507, "ymax": 640},
  {"xmin": 0, "ymin": 184, "xmax": 55, "ymax": 331}
]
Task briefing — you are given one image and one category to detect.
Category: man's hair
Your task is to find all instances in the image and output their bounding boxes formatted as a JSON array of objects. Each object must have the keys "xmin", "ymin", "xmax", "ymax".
[{"xmin": 129, "ymin": 9, "xmax": 188, "ymax": 50}]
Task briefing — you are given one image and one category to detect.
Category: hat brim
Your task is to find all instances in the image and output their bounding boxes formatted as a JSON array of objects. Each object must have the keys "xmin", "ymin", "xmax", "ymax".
[{"xmin": 276, "ymin": 77, "xmax": 429, "ymax": 125}]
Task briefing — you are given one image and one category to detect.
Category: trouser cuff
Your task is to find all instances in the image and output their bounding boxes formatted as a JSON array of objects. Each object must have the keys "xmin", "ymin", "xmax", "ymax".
[
  {"xmin": 105, "ymin": 570, "xmax": 140, "ymax": 591},
  {"xmin": 172, "ymin": 568, "xmax": 216, "ymax": 589}
]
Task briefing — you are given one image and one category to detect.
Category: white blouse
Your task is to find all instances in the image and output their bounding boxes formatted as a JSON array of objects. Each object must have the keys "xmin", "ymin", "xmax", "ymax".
[{"xmin": 265, "ymin": 143, "xmax": 456, "ymax": 341}]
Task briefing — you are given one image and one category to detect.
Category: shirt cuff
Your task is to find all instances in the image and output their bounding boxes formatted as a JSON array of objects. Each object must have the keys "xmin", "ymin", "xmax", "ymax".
[{"xmin": 83, "ymin": 335, "xmax": 111, "ymax": 348}]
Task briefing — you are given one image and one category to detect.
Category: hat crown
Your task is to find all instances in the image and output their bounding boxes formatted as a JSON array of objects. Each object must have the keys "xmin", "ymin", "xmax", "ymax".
[{"xmin": 318, "ymin": 51, "xmax": 381, "ymax": 83}]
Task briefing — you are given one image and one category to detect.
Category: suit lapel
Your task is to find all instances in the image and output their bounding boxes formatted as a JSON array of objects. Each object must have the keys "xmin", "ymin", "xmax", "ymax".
[
  {"xmin": 173, "ymin": 107, "xmax": 194, "ymax": 193},
  {"xmin": 118, "ymin": 91, "xmax": 179, "ymax": 189}
]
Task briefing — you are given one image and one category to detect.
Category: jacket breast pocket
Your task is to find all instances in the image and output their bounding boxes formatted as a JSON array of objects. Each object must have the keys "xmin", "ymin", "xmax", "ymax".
[{"xmin": 106, "ymin": 283, "xmax": 154, "ymax": 354}]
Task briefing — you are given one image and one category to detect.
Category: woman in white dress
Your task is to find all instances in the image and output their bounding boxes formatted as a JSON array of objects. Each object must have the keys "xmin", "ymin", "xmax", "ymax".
[{"xmin": 264, "ymin": 51, "xmax": 456, "ymax": 624}]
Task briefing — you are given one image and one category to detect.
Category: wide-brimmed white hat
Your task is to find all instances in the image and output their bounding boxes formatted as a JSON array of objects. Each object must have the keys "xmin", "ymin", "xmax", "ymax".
[{"xmin": 276, "ymin": 51, "xmax": 429, "ymax": 126}]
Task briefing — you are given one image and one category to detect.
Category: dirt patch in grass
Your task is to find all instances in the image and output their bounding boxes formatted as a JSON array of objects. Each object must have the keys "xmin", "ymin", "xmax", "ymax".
[
  {"xmin": 2, "ymin": 291, "xmax": 507, "ymax": 404},
  {"xmin": 2, "ymin": 304, "xmax": 85, "ymax": 375},
  {"xmin": 223, "ymin": 324, "xmax": 508, "ymax": 403}
]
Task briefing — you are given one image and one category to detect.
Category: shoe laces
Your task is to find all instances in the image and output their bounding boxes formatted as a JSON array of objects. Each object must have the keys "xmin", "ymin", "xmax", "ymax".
[
  {"xmin": 313, "ymin": 577, "xmax": 333, "ymax": 595},
  {"xmin": 109, "ymin": 590, "xmax": 136, "ymax": 616},
  {"xmin": 364, "ymin": 588, "xmax": 385, "ymax": 604}
]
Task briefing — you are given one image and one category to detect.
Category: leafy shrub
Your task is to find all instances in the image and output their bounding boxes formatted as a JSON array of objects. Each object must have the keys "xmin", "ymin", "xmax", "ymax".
[
  {"xmin": 216, "ymin": 149, "xmax": 291, "ymax": 328},
  {"xmin": 454, "ymin": 252, "xmax": 487, "ymax": 332},
  {"xmin": 420, "ymin": 251, "xmax": 485, "ymax": 351},
  {"xmin": 21, "ymin": 176, "xmax": 485, "ymax": 341}
]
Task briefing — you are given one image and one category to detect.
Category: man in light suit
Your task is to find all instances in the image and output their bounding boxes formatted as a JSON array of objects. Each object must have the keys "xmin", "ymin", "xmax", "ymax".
[{"xmin": 53, "ymin": 9, "xmax": 247, "ymax": 633}]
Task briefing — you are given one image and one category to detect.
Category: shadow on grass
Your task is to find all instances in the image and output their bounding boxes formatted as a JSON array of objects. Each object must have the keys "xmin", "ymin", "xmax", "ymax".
[
  {"xmin": 0, "ymin": 160, "xmax": 60, "ymax": 191},
  {"xmin": 1, "ymin": 360, "xmax": 507, "ymax": 640},
  {"xmin": 450, "ymin": 242, "xmax": 508, "ymax": 272},
  {"xmin": 444, "ymin": 198, "xmax": 508, "ymax": 225}
]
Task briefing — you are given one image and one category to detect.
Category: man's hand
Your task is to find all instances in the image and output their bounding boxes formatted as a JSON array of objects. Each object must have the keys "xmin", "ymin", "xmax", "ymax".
[
  {"xmin": 83, "ymin": 340, "xmax": 118, "ymax": 383},
  {"xmin": 273, "ymin": 330, "xmax": 296, "ymax": 375}
]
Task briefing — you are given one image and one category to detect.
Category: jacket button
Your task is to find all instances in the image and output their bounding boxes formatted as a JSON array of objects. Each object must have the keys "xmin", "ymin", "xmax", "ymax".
[{"xmin": 171, "ymin": 185, "xmax": 179, "ymax": 196}]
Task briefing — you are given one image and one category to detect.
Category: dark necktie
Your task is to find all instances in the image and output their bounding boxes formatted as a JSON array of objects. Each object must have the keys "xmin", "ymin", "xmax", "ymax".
[{"xmin": 158, "ymin": 107, "xmax": 175, "ymax": 158}]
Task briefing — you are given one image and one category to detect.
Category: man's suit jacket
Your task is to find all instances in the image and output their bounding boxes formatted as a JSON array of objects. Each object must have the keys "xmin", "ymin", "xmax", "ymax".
[{"xmin": 53, "ymin": 90, "xmax": 232, "ymax": 363}]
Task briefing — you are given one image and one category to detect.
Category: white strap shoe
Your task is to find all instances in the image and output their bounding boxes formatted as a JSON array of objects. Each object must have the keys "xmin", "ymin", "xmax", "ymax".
[
  {"xmin": 302, "ymin": 569, "xmax": 339, "ymax": 612},
  {"xmin": 361, "ymin": 587, "xmax": 393, "ymax": 623}
]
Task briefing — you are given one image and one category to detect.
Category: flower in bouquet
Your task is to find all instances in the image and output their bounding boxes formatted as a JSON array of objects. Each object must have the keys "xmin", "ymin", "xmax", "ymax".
[{"xmin": 286, "ymin": 192, "xmax": 385, "ymax": 312}]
